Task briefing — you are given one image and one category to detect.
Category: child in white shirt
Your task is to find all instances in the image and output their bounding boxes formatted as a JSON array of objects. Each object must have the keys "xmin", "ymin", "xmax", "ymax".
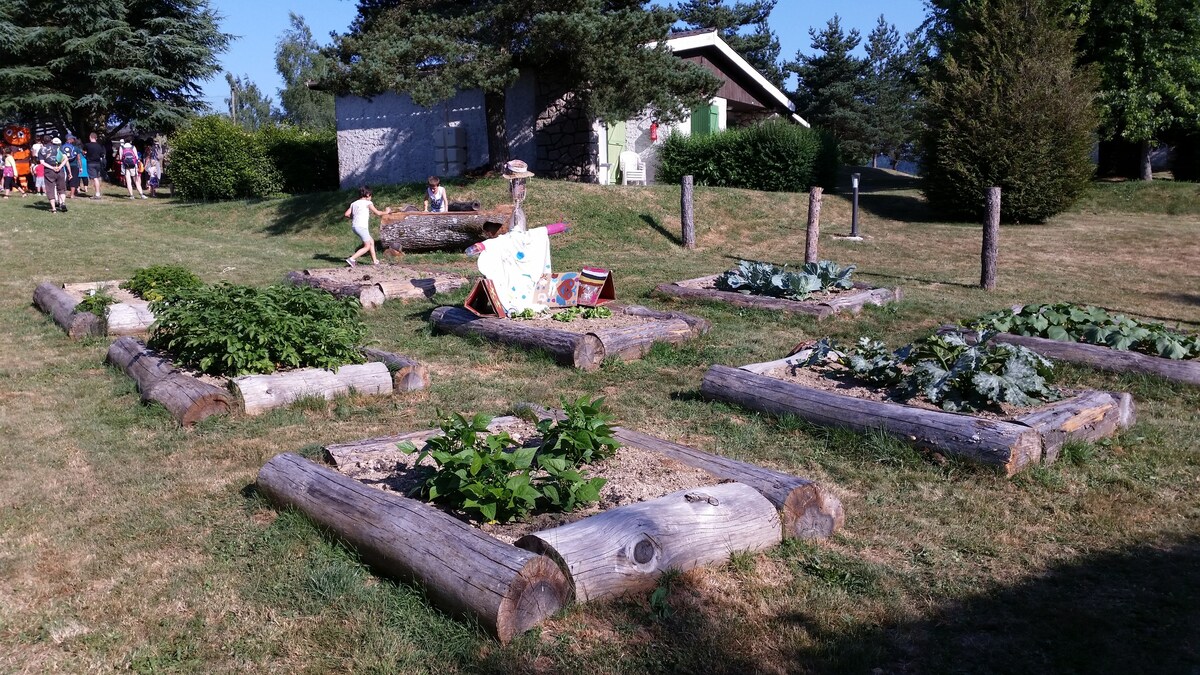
[{"xmin": 343, "ymin": 186, "xmax": 391, "ymax": 267}]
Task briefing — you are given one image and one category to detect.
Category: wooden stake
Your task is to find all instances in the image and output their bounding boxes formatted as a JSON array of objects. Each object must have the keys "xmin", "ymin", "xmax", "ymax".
[
  {"xmin": 681, "ymin": 175, "xmax": 695, "ymax": 249},
  {"xmin": 805, "ymin": 187, "xmax": 823, "ymax": 264},
  {"xmin": 982, "ymin": 186, "xmax": 1001, "ymax": 290}
]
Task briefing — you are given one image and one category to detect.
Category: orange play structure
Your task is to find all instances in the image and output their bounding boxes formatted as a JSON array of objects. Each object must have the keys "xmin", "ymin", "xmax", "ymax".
[{"xmin": 3, "ymin": 125, "xmax": 33, "ymax": 191}]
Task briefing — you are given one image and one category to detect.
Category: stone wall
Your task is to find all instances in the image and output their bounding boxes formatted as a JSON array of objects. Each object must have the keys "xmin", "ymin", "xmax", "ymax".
[{"xmin": 534, "ymin": 81, "xmax": 598, "ymax": 182}]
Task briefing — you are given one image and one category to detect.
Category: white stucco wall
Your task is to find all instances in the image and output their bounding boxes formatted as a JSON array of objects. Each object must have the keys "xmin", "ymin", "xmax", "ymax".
[{"xmin": 336, "ymin": 90, "xmax": 488, "ymax": 188}]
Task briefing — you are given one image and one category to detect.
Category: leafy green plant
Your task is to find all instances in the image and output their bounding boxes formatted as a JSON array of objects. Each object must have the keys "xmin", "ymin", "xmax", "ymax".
[
  {"xmin": 121, "ymin": 265, "xmax": 204, "ymax": 302},
  {"xmin": 716, "ymin": 259, "xmax": 856, "ymax": 300},
  {"xmin": 975, "ymin": 302, "xmax": 1200, "ymax": 360},
  {"xmin": 76, "ymin": 285, "xmax": 117, "ymax": 316},
  {"xmin": 169, "ymin": 115, "xmax": 281, "ymax": 200},
  {"xmin": 148, "ymin": 283, "xmax": 367, "ymax": 376},
  {"xmin": 657, "ymin": 120, "xmax": 839, "ymax": 192},
  {"xmin": 509, "ymin": 308, "xmax": 538, "ymax": 320},
  {"xmin": 400, "ymin": 411, "xmax": 606, "ymax": 524},
  {"xmin": 550, "ymin": 306, "xmax": 613, "ymax": 322},
  {"xmin": 536, "ymin": 396, "xmax": 620, "ymax": 465},
  {"xmin": 798, "ymin": 332, "xmax": 1059, "ymax": 412}
]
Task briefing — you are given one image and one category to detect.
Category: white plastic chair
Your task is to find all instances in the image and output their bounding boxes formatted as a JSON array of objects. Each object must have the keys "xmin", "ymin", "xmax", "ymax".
[{"xmin": 619, "ymin": 150, "xmax": 646, "ymax": 185}]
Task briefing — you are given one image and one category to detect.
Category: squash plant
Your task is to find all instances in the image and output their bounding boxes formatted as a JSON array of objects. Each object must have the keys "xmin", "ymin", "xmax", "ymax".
[{"xmin": 975, "ymin": 303, "xmax": 1200, "ymax": 360}]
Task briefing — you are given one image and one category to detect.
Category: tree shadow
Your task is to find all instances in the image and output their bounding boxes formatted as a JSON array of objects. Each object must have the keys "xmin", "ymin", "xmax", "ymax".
[
  {"xmin": 865, "ymin": 270, "xmax": 982, "ymax": 290},
  {"xmin": 265, "ymin": 191, "xmax": 350, "ymax": 236},
  {"xmin": 641, "ymin": 214, "xmax": 683, "ymax": 246},
  {"xmin": 783, "ymin": 534, "xmax": 1200, "ymax": 674}
]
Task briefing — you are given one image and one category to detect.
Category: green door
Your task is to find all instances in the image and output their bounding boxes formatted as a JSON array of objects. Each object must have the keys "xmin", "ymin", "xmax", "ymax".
[
  {"xmin": 606, "ymin": 121, "xmax": 625, "ymax": 184},
  {"xmin": 690, "ymin": 104, "xmax": 719, "ymax": 136}
]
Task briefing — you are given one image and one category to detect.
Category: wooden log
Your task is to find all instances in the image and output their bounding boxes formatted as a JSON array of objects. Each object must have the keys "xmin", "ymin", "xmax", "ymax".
[
  {"xmin": 681, "ymin": 175, "xmax": 695, "ymax": 250},
  {"xmin": 590, "ymin": 319, "xmax": 694, "ymax": 361},
  {"xmin": 653, "ymin": 276, "xmax": 901, "ymax": 319},
  {"xmin": 257, "ymin": 453, "xmax": 571, "ymax": 642},
  {"xmin": 362, "ymin": 347, "xmax": 430, "ymax": 392},
  {"xmin": 232, "ymin": 362, "xmax": 394, "ymax": 416},
  {"xmin": 105, "ymin": 337, "xmax": 233, "ymax": 426},
  {"xmin": 33, "ymin": 282, "xmax": 102, "ymax": 338},
  {"xmin": 612, "ymin": 304, "xmax": 711, "ymax": 336},
  {"xmin": 805, "ymin": 187, "xmax": 822, "ymax": 264},
  {"xmin": 515, "ymin": 482, "xmax": 780, "ymax": 603},
  {"xmin": 701, "ymin": 364, "xmax": 1043, "ymax": 476},
  {"xmin": 105, "ymin": 301, "xmax": 155, "ymax": 337},
  {"xmin": 430, "ymin": 306, "xmax": 603, "ymax": 370},
  {"xmin": 953, "ymin": 328, "xmax": 1200, "ymax": 387},
  {"xmin": 324, "ymin": 416, "xmax": 523, "ymax": 470},
  {"xmin": 982, "ymin": 186, "xmax": 1000, "ymax": 290},
  {"xmin": 380, "ymin": 207, "xmax": 513, "ymax": 252},
  {"xmin": 1010, "ymin": 390, "xmax": 1136, "ymax": 463},
  {"xmin": 609, "ymin": 427, "xmax": 844, "ymax": 539},
  {"xmin": 285, "ymin": 270, "xmax": 364, "ymax": 301},
  {"xmin": 447, "ymin": 200, "xmax": 482, "ymax": 212}
]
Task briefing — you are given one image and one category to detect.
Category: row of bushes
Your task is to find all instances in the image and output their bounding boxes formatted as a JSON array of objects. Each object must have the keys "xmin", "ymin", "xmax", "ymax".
[
  {"xmin": 170, "ymin": 116, "xmax": 338, "ymax": 200},
  {"xmin": 656, "ymin": 121, "xmax": 840, "ymax": 193}
]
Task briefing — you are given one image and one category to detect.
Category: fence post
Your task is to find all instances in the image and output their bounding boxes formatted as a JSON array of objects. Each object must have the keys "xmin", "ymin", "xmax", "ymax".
[
  {"xmin": 681, "ymin": 175, "xmax": 695, "ymax": 250},
  {"xmin": 805, "ymin": 187, "xmax": 823, "ymax": 264},
  {"xmin": 981, "ymin": 187, "xmax": 1001, "ymax": 290}
]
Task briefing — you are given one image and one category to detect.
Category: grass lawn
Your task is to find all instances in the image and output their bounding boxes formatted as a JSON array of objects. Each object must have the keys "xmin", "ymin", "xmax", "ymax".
[{"xmin": 0, "ymin": 176, "xmax": 1198, "ymax": 674}]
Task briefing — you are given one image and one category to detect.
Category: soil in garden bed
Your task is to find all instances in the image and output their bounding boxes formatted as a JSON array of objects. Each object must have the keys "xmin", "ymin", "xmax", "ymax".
[
  {"xmin": 63, "ymin": 282, "xmax": 141, "ymax": 304},
  {"xmin": 302, "ymin": 264, "xmax": 469, "ymax": 288},
  {"xmin": 764, "ymin": 361, "xmax": 1071, "ymax": 421},
  {"xmin": 676, "ymin": 275, "xmax": 848, "ymax": 302},
  {"xmin": 332, "ymin": 418, "xmax": 725, "ymax": 544},
  {"xmin": 502, "ymin": 309, "xmax": 652, "ymax": 334}
]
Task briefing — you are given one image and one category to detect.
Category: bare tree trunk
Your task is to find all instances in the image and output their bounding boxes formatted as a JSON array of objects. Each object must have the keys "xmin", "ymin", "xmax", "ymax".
[
  {"xmin": 805, "ymin": 187, "xmax": 822, "ymax": 264},
  {"xmin": 1139, "ymin": 140, "xmax": 1153, "ymax": 181},
  {"xmin": 981, "ymin": 187, "xmax": 1000, "ymax": 291},
  {"xmin": 484, "ymin": 90, "xmax": 508, "ymax": 172},
  {"xmin": 680, "ymin": 175, "xmax": 695, "ymax": 249}
]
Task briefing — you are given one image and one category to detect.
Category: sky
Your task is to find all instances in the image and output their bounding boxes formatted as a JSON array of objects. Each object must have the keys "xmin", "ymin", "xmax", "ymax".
[{"xmin": 199, "ymin": 0, "xmax": 930, "ymax": 111}]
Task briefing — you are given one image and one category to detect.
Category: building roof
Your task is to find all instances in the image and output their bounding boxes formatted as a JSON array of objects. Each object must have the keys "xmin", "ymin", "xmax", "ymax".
[{"xmin": 664, "ymin": 29, "xmax": 807, "ymax": 127}]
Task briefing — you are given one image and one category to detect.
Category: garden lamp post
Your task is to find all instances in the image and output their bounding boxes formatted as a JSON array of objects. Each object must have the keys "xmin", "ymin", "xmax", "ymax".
[{"xmin": 850, "ymin": 173, "xmax": 861, "ymax": 238}]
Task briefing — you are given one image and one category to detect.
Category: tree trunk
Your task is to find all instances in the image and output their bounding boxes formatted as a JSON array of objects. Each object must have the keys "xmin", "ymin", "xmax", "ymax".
[
  {"xmin": 1140, "ymin": 139, "xmax": 1154, "ymax": 181},
  {"xmin": 485, "ymin": 90, "xmax": 508, "ymax": 172},
  {"xmin": 232, "ymin": 362, "xmax": 393, "ymax": 416},
  {"xmin": 256, "ymin": 453, "xmax": 571, "ymax": 643},
  {"xmin": 680, "ymin": 175, "xmax": 695, "ymax": 249},
  {"xmin": 1010, "ymin": 390, "xmax": 1136, "ymax": 463},
  {"xmin": 362, "ymin": 347, "xmax": 430, "ymax": 392},
  {"xmin": 982, "ymin": 186, "xmax": 1000, "ymax": 290},
  {"xmin": 700, "ymin": 364, "xmax": 1043, "ymax": 476},
  {"xmin": 515, "ymin": 483, "xmax": 780, "ymax": 603},
  {"xmin": 33, "ymin": 282, "xmax": 103, "ymax": 338},
  {"xmin": 590, "ymin": 319, "xmax": 694, "ymax": 361},
  {"xmin": 379, "ymin": 207, "xmax": 512, "ymax": 253},
  {"xmin": 805, "ymin": 187, "xmax": 823, "ymax": 264},
  {"xmin": 105, "ymin": 337, "xmax": 233, "ymax": 426}
]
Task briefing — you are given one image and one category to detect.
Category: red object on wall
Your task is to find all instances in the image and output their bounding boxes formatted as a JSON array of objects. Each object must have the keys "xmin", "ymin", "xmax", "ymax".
[{"xmin": 649, "ymin": 121, "xmax": 659, "ymax": 142}]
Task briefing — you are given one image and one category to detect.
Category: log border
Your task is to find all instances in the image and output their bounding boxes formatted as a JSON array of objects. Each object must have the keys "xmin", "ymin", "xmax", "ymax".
[
  {"xmin": 654, "ymin": 274, "xmax": 902, "ymax": 319},
  {"xmin": 34, "ymin": 280, "xmax": 156, "ymax": 339},
  {"xmin": 286, "ymin": 267, "xmax": 469, "ymax": 310}
]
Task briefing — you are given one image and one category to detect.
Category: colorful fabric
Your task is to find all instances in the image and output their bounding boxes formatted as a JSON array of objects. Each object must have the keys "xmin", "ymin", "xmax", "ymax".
[
  {"xmin": 577, "ymin": 267, "xmax": 610, "ymax": 306},
  {"xmin": 475, "ymin": 226, "xmax": 553, "ymax": 313},
  {"xmin": 548, "ymin": 273, "xmax": 579, "ymax": 307}
]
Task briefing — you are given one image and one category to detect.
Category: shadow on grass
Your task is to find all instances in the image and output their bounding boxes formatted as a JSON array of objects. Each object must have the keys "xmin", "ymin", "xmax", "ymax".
[
  {"xmin": 866, "ymin": 270, "xmax": 982, "ymax": 290},
  {"xmin": 265, "ymin": 191, "xmax": 349, "ymax": 236},
  {"xmin": 785, "ymin": 535, "xmax": 1200, "ymax": 674},
  {"xmin": 640, "ymin": 214, "xmax": 682, "ymax": 246}
]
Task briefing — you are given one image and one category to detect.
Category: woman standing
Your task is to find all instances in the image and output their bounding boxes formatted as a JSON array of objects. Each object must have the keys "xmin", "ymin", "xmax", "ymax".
[{"xmin": 38, "ymin": 137, "xmax": 69, "ymax": 213}]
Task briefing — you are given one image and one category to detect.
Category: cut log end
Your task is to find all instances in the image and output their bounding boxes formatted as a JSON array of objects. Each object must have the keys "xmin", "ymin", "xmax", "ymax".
[
  {"xmin": 782, "ymin": 484, "xmax": 845, "ymax": 539},
  {"xmin": 497, "ymin": 554, "xmax": 573, "ymax": 642}
]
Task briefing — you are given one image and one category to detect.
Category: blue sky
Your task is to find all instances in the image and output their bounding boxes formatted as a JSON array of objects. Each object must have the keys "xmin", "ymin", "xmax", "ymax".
[{"xmin": 200, "ymin": 0, "xmax": 929, "ymax": 110}]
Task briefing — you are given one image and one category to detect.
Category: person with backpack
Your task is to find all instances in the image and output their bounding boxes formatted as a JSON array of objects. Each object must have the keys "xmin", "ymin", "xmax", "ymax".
[
  {"xmin": 39, "ymin": 137, "xmax": 69, "ymax": 213},
  {"xmin": 63, "ymin": 136, "xmax": 82, "ymax": 198},
  {"xmin": 119, "ymin": 142, "xmax": 146, "ymax": 199}
]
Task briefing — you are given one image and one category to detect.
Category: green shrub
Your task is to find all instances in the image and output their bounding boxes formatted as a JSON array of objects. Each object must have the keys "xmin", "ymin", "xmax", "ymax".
[
  {"xmin": 536, "ymin": 396, "xmax": 620, "ymax": 465},
  {"xmin": 657, "ymin": 120, "xmax": 839, "ymax": 192},
  {"xmin": 76, "ymin": 286, "xmax": 116, "ymax": 316},
  {"xmin": 121, "ymin": 265, "xmax": 203, "ymax": 302},
  {"xmin": 169, "ymin": 115, "xmax": 281, "ymax": 200},
  {"xmin": 147, "ymin": 283, "xmax": 367, "ymax": 376},
  {"xmin": 257, "ymin": 124, "xmax": 339, "ymax": 193}
]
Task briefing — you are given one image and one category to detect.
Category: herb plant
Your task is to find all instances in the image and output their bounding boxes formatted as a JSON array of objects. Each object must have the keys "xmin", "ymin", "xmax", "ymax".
[
  {"xmin": 121, "ymin": 265, "xmax": 204, "ymax": 302},
  {"xmin": 799, "ymin": 332, "xmax": 1059, "ymax": 412},
  {"xmin": 536, "ymin": 396, "xmax": 621, "ymax": 464},
  {"xmin": 148, "ymin": 283, "xmax": 367, "ymax": 376},
  {"xmin": 551, "ymin": 306, "xmax": 613, "ymax": 322},
  {"xmin": 975, "ymin": 303, "xmax": 1200, "ymax": 360},
  {"xmin": 716, "ymin": 259, "xmax": 855, "ymax": 300},
  {"xmin": 76, "ymin": 286, "xmax": 117, "ymax": 316}
]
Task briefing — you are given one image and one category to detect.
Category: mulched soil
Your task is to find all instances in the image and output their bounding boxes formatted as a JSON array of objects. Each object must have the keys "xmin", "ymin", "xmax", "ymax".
[{"xmin": 504, "ymin": 308, "xmax": 650, "ymax": 334}]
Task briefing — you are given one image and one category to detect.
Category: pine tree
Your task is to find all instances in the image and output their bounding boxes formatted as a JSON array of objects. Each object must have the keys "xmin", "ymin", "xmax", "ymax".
[
  {"xmin": 225, "ymin": 74, "xmax": 276, "ymax": 132},
  {"xmin": 333, "ymin": 0, "xmax": 721, "ymax": 170},
  {"xmin": 0, "ymin": 0, "xmax": 231, "ymax": 138},
  {"xmin": 275, "ymin": 13, "xmax": 337, "ymax": 130},
  {"xmin": 785, "ymin": 16, "xmax": 870, "ymax": 164},
  {"xmin": 922, "ymin": 0, "xmax": 1096, "ymax": 222},
  {"xmin": 674, "ymin": 0, "xmax": 784, "ymax": 86},
  {"xmin": 862, "ymin": 16, "xmax": 922, "ymax": 169}
]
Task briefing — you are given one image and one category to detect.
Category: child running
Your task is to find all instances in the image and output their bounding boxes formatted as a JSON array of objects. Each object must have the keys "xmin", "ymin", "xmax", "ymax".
[{"xmin": 343, "ymin": 186, "xmax": 391, "ymax": 267}]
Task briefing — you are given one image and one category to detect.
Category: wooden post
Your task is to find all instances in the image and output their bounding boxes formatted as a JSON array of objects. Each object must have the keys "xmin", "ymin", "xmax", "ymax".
[
  {"xmin": 982, "ymin": 187, "xmax": 1000, "ymax": 290},
  {"xmin": 680, "ymin": 175, "xmax": 695, "ymax": 250},
  {"xmin": 805, "ymin": 187, "xmax": 822, "ymax": 264}
]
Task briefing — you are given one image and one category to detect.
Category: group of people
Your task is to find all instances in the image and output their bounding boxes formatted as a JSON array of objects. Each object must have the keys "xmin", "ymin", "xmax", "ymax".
[
  {"xmin": 0, "ymin": 133, "xmax": 164, "ymax": 211},
  {"xmin": 343, "ymin": 176, "xmax": 449, "ymax": 267}
]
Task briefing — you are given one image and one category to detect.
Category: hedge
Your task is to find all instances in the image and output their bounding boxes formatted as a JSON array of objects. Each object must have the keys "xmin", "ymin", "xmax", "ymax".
[{"xmin": 656, "ymin": 121, "xmax": 840, "ymax": 192}]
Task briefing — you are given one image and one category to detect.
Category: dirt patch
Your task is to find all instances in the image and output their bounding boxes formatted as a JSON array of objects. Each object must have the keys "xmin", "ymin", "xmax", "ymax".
[
  {"xmin": 300, "ymin": 264, "xmax": 468, "ymax": 290},
  {"xmin": 331, "ymin": 418, "xmax": 724, "ymax": 544},
  {"xmin": 62, "ymin": 281, "xmax": 140, "ymax": 304},
  {"xmin": 503, "ymin": 308, "xmax": 651, "ymax": 334},
  {"xmin": 675, "ymin": 274, "xmax": 849, "ymax": 302}
]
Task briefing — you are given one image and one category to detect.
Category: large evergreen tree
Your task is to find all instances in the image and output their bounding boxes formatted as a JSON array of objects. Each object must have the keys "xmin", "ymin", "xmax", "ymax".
[
  {"xmin": 862, "ymin": 16, "xmax": 922, "ymax": 168},
  {"xmin": 0, "ymin": 0, "xmax": 231, "ymax": 138},
  {"xmin": 785, "ymin": 16, "xmax": 870, "ymax": 164},
  {"xmin": 332, "ymin": 0, "xmax": 721, "ymax": 169},
  {"xmin": 1074, "ymin": 0, "xmax": 1200, "ymax": 180},
  {"xmin": 225, "ymin": 73, "xmax": 275, "ymax": 132},
  {"xmin": 275, "ymin": 13, "xmax": 336, "ymax": 130},
  {"xmin": 674, "ymin": 0, "xmax": 784, "ymax": 86},
  {"xmin": 922, "ymin": 0, "xmax": 1096, "ymax": 222}
]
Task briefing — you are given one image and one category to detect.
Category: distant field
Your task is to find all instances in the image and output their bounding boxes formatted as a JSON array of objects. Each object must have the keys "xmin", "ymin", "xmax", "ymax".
[{"xmin": 0, "ymin": 176, "xmax": 1197, "ymax": 673}]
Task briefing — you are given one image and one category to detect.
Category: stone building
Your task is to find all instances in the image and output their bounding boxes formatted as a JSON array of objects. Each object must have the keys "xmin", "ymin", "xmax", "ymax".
[{"xmin": 334, "ymin": 29, "xmax": 805, "ymax": 188}]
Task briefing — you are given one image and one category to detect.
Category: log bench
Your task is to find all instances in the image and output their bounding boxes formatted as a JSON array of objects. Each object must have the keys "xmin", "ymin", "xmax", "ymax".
[
  {"xmin": 701, "ymin": 356, "xmax": 1136, "ymax": 476},
  {"xmin": 429, "ymin": 303, "xmax": 711, "ymax": 370},
  {"xmin": 654, "ymin": 275, "xmax": 901, "ymax": 319}
]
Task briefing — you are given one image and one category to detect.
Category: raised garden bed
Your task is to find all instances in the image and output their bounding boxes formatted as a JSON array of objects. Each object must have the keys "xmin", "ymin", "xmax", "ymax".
[
  {"xmin": 256, "ymin": 408, "xmax": 843, "ymax": 641},
  {"xmin": 106, "ymin": 337, "xmax": 427, "ymax": 425},
  {"xmin": 34, "ymin": 280, "xmax": 155, "ymax": 338},
  {"xmin": 286, "ymin": 265, "xmax": 469, "ymax": 310},
  {"xmin": 430, "ymin": 303, "xmax": 711, "ymax": 369},
  {"xmin": 701, "ymin": 350, "xmax": 1136, "ymax": 476},
  {"xmin": 654, "ymin": 274, "xmax": 901, "ymax": 319}
]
